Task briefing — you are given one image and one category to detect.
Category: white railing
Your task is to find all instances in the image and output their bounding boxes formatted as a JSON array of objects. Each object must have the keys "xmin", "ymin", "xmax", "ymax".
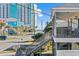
[{"xmin": 56, "ymin": 50, "xmax": 79, "ymax": 56}]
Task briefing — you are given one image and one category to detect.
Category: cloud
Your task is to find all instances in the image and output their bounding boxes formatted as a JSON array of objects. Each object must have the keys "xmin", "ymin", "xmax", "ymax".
[
  {"xmin": 37, "ymin": 9, "xmax": 42, "ymax": 12},
  {"xmin": 37, "ymin": 9, "xmax": 43, "ymax": 17},
  {"xmin": 38, "ymin": 13, "xmax": 43, "ymax": 17}
]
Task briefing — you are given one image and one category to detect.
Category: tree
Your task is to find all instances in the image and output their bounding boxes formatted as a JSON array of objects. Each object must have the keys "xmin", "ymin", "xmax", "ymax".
[{"xmin": 44, "ymin": 21, "xmax": 52, "ymax": 33}]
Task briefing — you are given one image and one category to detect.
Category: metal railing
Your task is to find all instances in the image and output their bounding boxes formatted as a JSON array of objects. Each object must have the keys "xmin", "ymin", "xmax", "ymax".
[{"xmin": 56, "ymin": 28, "xmax": 79, "ymax": 38}]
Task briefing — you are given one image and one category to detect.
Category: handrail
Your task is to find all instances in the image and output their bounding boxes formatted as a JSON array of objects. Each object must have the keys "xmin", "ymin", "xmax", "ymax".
[{"xmin": 26, "ymin": 31, "xmax": 52, "ymax": 55}]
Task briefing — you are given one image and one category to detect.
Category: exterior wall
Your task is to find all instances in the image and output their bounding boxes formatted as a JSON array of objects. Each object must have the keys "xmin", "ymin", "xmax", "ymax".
[
  {"xmin": 18, "ymin": 3, "xmax": 28, "ymax": 25},
  {"xmin": 56, "ymin": 19, "xmax": 78, "ymax": 28},
  {"xmin": 56, "ymin": 20, "xmax": 68, "ymax": 27},
  {"xmin": 56, "ymin": 50, "xmax": 79, "ymax": 56}
]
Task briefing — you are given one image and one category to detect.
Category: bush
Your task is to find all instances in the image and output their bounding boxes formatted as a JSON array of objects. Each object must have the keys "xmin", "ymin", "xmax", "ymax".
[{"xmin": 32, "ymin": 33, "xmax": 43, "ymax": 40}]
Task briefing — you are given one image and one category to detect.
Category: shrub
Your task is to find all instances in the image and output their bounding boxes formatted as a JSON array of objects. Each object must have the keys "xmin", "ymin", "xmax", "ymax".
[{"xmin": 32, "ymin": 33, "xmax": 43, "ymax": 40}]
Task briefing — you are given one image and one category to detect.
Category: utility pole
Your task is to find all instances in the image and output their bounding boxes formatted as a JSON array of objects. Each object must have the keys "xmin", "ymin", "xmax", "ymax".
[
  {"xmin": 33, "ymin": 13, "xmax": 35, "ymax": 36},
  {"xmin": 32, "ymin": 5, "xmax": 35, "ymax": 36},
  {"xmin": 41, "ymin": 20, "xmax": 43, "ymax": 30}
]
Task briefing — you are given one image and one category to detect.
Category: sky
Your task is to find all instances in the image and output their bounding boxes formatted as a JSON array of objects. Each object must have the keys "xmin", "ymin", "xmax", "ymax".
[{"xmin": 36, "ymin": 3, "xmax": 63, "ymax": 30}]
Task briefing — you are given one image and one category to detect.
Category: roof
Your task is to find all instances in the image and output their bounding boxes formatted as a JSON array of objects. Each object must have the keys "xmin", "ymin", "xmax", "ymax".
[
  {"xmin": 52, "ymin": 4, "xmax": 79, "ymax": 20},
  {"xmin": 52, "ymin": 3, "xmax": 79, "ymax": 10}
]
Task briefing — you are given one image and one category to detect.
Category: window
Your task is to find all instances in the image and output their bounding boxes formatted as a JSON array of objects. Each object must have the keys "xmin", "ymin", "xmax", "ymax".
[{"xmin": 57, "ymin": 43, "xmax": 72, "ymax": 50}]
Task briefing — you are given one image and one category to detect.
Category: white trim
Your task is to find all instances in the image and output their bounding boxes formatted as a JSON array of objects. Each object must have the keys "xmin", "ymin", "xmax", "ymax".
[{"xmin": 54, "ymin": 38, "xmax": 79, "ymax": 42}]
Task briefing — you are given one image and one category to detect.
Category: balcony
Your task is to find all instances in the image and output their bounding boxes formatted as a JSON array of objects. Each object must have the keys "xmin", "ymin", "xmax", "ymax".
[
  {"xmin": 53, "ymin": 27, "xmax": 79, "ymax": 42},
  {"xmin": 56, "ymin": 27, "xmax": 79, "ymax": 38}
]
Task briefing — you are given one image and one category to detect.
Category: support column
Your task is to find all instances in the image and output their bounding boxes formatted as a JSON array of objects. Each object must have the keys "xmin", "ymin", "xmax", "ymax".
[
  {"xmin": 53, "ymin": 13, "xmax": 57, "ymax": 37},
  {"xmin": 53, "ymin": 42, "xmax": 57, "ymax": 56}
]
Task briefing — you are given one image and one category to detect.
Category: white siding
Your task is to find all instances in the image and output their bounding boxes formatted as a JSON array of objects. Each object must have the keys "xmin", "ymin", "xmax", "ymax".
[
  {"xmin": 56, "ymin": 50, "xmax": 79, "ymax": 56},
  {"xmin": 56, "ymin": 20, "xmax": 68, "ymax": 27}
]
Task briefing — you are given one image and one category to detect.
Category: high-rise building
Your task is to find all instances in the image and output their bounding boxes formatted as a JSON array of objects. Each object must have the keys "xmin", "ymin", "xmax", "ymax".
[
  {"xmin": 34, "ymin": 4, "xmax": 38, "ymax": 30},
  {"xmin": 0, "ymin": 3, "xmax": 9, "ymax": 18},
  {"xmin": 17, "ymin": 3, "xmax": 37, "ymax": 28},
  {"xmin": 18, "ymin": 3, "xmax": 28, "ymax": 25},
  {"xmin": 0, "ymin": 3, "xmax": 37, "ymax": 28},
  {"xmin": 34, "ymin": 4, "xmax": 37, "ymax": 26}
]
